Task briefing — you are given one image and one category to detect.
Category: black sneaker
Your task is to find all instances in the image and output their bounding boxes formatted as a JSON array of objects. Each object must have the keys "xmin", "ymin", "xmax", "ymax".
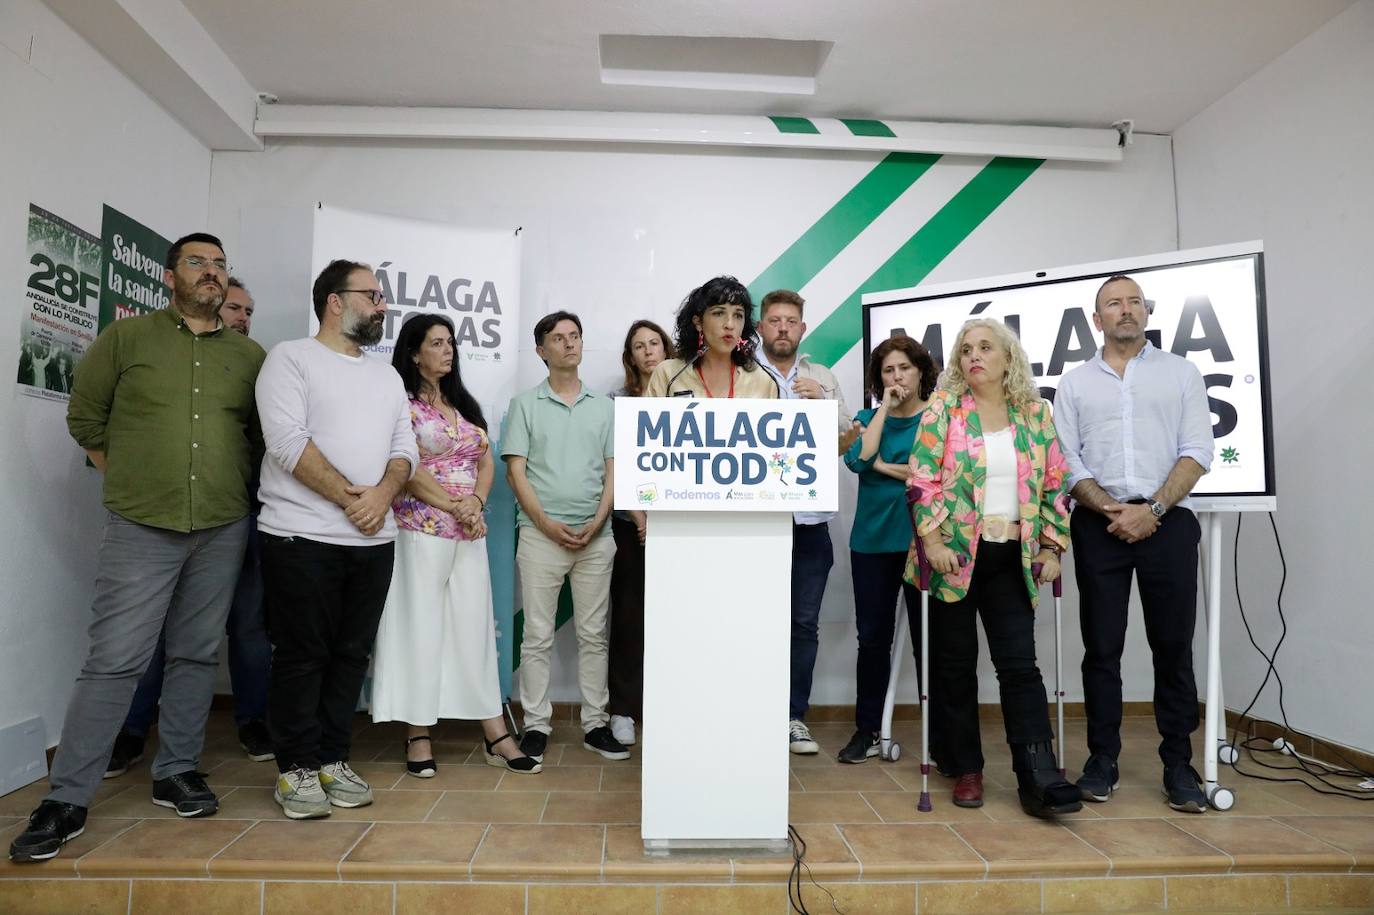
[
  {"xmin": 1164, "ymin": 763, "xmax": 1208, "ymax": 813},
  {"xmin": 104, "ymin": 729, "xmax": 145, "ymax": 779},
  {"xmin": 583, "ymin": 725, "xmax": 631, "ymax": 761},
  {"xmin": 837, "ymin": 730, "xmax": 880, "ymax": 764},
  {"xmin": 518, "ymin": 729, "xmax": 548, "ymax": 763},
  {"xmin": 1077, "ymin": 753, "xmax": 1120, "ymax": 802},
  {"xmin": 238, "ymin": 719, "xmax": 275, "ymax": 762},
  {"xmin": 8, "ymin": 800, "xmax": 87, "ymax": 862},
  {"xmin": 152, "ymin": 770, "xmax": 219, "ymax": 817}
]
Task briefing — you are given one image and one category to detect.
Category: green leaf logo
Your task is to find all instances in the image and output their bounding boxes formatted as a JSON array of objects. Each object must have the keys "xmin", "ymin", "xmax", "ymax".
[{"xmin": 1221, "ymin": 446, "xmax": 1239, "ymax": 464}]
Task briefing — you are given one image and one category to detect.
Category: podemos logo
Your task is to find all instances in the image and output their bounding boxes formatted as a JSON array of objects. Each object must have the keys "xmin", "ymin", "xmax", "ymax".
[{"xmin": 636, "ymin": 483, "xmax": 658, "ymax": 504}]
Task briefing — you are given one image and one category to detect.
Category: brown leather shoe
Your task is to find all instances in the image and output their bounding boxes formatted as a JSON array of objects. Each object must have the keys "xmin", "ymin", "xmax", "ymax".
[{"xmin": 952, "ymin": 772, "xmax": 984, "ymax": 808}]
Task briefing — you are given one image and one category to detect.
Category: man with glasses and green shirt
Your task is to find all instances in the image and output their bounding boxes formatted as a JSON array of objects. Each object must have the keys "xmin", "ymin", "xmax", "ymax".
[{"xmin": 11, "ymin": 234, "xmax": 265, "ymax": 863}]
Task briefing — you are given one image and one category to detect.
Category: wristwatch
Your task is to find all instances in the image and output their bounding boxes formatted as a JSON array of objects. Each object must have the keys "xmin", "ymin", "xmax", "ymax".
[{"xmin": 1147, "ymin": 499, "xmax": 1166, "ymax": 519}]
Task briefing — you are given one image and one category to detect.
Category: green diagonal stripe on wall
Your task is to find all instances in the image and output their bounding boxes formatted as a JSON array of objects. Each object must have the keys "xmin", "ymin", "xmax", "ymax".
[
  {"xmin": 769, "ymin": 116, "xmax": 821, "ymax": 134},
  {"xmin": 840, "ymin": 119, "xmax": 896, "ymax": 138},
  {"xmin": 803, "ymin": 156, "xmax": 1045, "ymax": 368},
  {"xmin": 748, "ymin": 152, "xmax": 940, "ymax": 306}
]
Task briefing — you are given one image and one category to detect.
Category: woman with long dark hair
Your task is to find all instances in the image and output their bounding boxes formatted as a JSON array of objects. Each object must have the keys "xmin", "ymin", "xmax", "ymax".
[
  {"xmin": 605, "ymin": 320, "xmax": 676, "ymax": 746},
  {"xmin": 645, "ymin": 276, "xmax": 778, "ymax": 399},
  {"xmin": 372, "ymin": 314, "xmax": 540, "ymax": 777}
]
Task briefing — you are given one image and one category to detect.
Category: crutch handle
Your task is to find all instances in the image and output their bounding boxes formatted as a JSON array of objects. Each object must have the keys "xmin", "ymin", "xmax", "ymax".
[
  {"xmin": 1031, "ymin": 561, "xmax": 1064, "ymax": 597},
  {"xmin": 914, "ymin": 540, "xmax": 968, "ymax": 591}
]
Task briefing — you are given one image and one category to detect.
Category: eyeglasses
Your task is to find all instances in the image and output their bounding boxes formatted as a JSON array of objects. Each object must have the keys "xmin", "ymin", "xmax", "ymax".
[
  {"xmin": 336, "ymin": 289, "xmax": 387, "ymax": 305},
  {"xmin": 179, "ymin": 256, "xmax": 229, "ymax": 272}
]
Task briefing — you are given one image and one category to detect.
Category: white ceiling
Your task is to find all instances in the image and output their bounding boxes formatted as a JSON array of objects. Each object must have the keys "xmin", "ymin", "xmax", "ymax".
[{"xmin": 181, "ymin": 0, "xmax": 1352, "ymax": 134}]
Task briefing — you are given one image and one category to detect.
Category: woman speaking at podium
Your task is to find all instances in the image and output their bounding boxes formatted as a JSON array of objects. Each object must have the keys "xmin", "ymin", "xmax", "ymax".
[
  {"xmin": 906, "ymin": 319, "xmax": 1080, "ymax": 818},
  {"xmin": 645, "ymin": 276, "xmax": 779, "ymax": 399}
]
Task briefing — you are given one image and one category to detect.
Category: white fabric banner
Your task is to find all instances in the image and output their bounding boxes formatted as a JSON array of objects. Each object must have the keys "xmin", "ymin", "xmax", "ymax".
[{"xmin": 310, "ymin": 203, "xmax": 520, "ymax": 423}]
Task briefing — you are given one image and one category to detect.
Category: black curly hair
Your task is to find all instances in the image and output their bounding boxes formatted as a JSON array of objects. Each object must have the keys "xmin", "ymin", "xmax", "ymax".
[{"xmin": 671, "ymin": 275, "xmax": 761, "ymax": 369}]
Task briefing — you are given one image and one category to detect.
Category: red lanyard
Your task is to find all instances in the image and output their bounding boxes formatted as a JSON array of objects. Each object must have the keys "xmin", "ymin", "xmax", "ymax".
[{"xmin": 695, "ymin": 363, "xmax": 735, "ymax": 398}]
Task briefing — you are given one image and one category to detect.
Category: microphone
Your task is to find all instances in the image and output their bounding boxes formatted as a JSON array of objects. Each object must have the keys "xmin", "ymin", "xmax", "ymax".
[{"xmin": 665, "ymin": 339, "xmax": 709, "ymax": 392}]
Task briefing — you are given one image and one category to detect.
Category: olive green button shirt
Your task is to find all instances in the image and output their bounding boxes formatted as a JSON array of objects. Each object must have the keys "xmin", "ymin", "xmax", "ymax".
[{"xmin": 67, "ymin": 306, "xmax": 266, "ymax": 532}]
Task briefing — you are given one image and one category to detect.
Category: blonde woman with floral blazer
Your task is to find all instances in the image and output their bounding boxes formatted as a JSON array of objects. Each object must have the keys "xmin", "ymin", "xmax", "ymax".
[{"xmin": 905, "ymin": 318, "xmax": 1080, "ymax": 819}]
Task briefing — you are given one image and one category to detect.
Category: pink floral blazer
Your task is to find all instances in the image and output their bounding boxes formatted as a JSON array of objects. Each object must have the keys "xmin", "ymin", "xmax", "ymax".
[{"xmin": 905, "ymin": 390, "xmax": 1071, "ymax": 607}]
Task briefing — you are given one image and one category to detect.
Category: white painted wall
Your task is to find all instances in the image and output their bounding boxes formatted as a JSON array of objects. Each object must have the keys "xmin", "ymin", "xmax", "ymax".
[
  {"xmin": 1174, "ymin": 0, "xmax": 1374, "ymax": 752},
  {"xmin": 208, "ymin": 134, "xmax": 1178, "ymax": 716},
  {"xmin": 0, "ymin": 0, "xmax": 211, "ymax": 745}
]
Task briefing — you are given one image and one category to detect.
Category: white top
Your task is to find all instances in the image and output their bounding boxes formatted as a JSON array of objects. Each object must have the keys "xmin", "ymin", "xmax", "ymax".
[
  {"xmin": 981, "ymin": 427, "xmax": 1019, "ymax": 520},
  {"xmin": 256, "ymin": 338, "xmax": 419, "ymax": 546}
]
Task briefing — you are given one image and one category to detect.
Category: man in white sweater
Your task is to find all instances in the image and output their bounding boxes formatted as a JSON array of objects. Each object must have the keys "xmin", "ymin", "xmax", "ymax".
[{"xmin": 255, "ymin": 259, "xmax": 419, "ymax": 819}]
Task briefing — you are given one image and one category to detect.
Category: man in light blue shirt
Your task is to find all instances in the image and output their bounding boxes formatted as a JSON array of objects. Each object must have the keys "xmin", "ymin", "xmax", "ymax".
[
  {"xmin": 755, "ymin": 290, "xmax": 862, "ymax": 760},
  {"xmin": 1054, "ymin": 274, "xmax": 1214, "ymax": 813}
]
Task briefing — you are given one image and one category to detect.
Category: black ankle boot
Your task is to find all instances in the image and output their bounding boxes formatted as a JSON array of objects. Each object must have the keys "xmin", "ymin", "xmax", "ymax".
[{"xmin": 1011, "ymin": 742, "xmax": 1083, "ymax": 818}]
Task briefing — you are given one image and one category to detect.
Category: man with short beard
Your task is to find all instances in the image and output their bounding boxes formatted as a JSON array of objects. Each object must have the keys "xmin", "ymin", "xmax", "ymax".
[
  {"xmin": 253, "ymin": 259, "xmax": 418, "ymax": 819},
  {"xmin": 11, "ymin": 234, "xmax": 265, "ymax": 863}
]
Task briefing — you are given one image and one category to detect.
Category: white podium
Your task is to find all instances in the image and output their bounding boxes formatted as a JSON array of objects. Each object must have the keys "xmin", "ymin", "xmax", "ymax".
[{"xmin": 613, "ymin": 397, "xmax": 838, "ymax": 854}]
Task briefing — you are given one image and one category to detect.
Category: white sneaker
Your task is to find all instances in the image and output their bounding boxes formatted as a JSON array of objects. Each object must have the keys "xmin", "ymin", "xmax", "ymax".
[
  {"xmin": 318, "ymin": 761, "xmax": 373, "ymax": 808},
  {"xmin": 274, "ymin": 768, "xmax": 331, "ymax": 820},
  {"xmin": 610, "ymin": 715, "xmax": 637, "ymax": 746},
  {"xmin": 789, "ymin": 719, "xmax": 820, "ymax": 755}
]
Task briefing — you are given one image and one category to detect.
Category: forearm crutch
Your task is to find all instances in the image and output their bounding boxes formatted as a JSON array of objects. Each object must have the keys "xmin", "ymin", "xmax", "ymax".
[
  {"xmin": 913, "ymin": 537, "xmax": 934, "ymax": 813},
  {"xmin": 879, "ymin": 606, "xmax": 908, "ymax": 763},
  {"xmin": 1034, "ymin": 560, "xmax": 1067, "ymax": 776}
]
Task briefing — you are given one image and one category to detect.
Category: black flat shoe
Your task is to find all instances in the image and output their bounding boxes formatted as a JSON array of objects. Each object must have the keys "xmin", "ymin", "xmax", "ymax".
[
  {"xmin": 405, "ymin": 735, "xmax": 437, "ymax": 778},
  {"xmin": 8, "ymin": 800, "xmax": 87, "ymax": 862},
  {"xmin": 485, "ymin": 732, "xmax": 542, "ymax": 774}
]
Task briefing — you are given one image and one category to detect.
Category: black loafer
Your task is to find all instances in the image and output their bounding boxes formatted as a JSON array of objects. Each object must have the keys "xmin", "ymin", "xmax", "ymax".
[
  {"xmin": 518, "ymin": 729, "xmax": 548, "ymax": 763},
  {"xmin": 1077, "ymin": 753, "xmax": 1120, "ymax": 802},
  {"xmin": 152, "ymin": 770, "xmax": 218, "ymax": 817},
  {"xmin": 1164, "ymin": 763, "xmax": 1208, "ymax": 813},
  {"xmin": 104, "ymin": 729, "xmax": 145, "ymax": 779},
  {"xmin": 583, "ymin": 725, "xmax": 631, "ymax": 761},
  {"xmin": 837, "ymin": 730, "xmax": 880, "ymax": 764},
  {"xmin": 8, "ymin": 800, "xmax": 87, "ymax": 862}
]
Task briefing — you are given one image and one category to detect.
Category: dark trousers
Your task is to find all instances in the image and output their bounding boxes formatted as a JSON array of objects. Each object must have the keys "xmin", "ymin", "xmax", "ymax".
[
  {"xmin": 125, "ymin": 524, "xmax": 271, "ymax": 734},
  {"xmin": 1072, "ymin": 506, "xmax": 1201, "ymax": 768},
  {"xmin": 790, "ymin": 521, "xmax": 834, "ymax": 721},
  {"xmin": 850, "ymin": 550, "xmax": 927, "ymax": 734},
  {"xmin": 930, "ymin": 540, "xmax": 1053, "ymax": 775},
  {"xmin": 261, "ymin": 533, "xmax": 394, "ymax": 772},
  {"xmin": 607, "ymin": 515, "xmax": 644, "ymax": 719}
]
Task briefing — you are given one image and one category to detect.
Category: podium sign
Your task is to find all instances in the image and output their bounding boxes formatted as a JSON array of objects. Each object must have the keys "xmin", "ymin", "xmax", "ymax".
[
  {"xmin": 614, "ymin": 397, "xmax": 838, "ymax": 853},
  {"xmin": 613, "ymin": 397, "xmax": 838, "ymax": 512}
]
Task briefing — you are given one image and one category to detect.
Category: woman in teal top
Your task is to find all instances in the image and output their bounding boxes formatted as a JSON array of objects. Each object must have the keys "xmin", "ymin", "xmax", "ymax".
[{"xmin": 837, "ymin": 335, "xmax": 941, "ymax": 764}]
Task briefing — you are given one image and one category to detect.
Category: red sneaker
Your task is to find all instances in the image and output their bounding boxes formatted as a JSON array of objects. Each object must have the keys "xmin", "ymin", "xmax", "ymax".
[{"xmin": 952, "ymin": 772, "xmax": 984, "ymax": 808}]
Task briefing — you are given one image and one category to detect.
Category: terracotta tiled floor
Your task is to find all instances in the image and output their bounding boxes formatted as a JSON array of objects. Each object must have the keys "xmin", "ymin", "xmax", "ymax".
[{"xmin": 2, "ymin": 712, "xmax": 1372, "ymax": 914}]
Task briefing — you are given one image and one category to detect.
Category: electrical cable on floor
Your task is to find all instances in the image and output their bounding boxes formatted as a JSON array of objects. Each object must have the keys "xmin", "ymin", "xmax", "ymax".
[
  {"xmin": 786, "ymin": 824, "xmax": 844, "ymax": 915},
  {"xmin": 1226, "ymin": 513, "xmax": 1373, "ymax": 799}
]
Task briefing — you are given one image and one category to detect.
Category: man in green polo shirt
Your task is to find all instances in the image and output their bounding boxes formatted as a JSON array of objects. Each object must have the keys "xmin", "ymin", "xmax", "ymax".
[
  {"xmin": 10, "ymin": 233, "xmax": 265, "ymax": 864},
  {"xmin": 502, "ymin": 310, "xmax": 628, "ymax": 763}
]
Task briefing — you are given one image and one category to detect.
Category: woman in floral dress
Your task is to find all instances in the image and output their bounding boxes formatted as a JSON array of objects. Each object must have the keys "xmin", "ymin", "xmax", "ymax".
[{"xmin": 372, "ymin": 315, "xmax": 539, "ymax": 777}]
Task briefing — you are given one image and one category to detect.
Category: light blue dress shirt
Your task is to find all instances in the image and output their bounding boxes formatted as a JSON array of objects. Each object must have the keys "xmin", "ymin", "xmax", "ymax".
[{"xmin": 1054, "ymin": 342, "xmax": 1214, "ymax": 510}]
